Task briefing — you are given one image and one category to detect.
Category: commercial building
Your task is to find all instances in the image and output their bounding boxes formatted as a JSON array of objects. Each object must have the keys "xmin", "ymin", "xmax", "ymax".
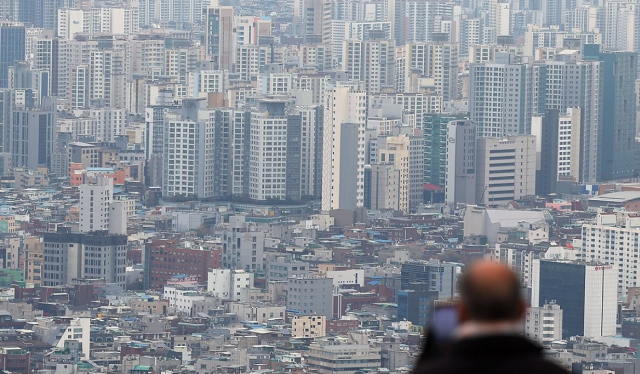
[
  {"xmin": 586, "ymin": 48, "xmax": 637, "ymax": 181},
  {"xmin": 287, "ymin": 277, "xmax": 334, "ymax": 318},
  {"xmin": 475, "ymin": 135, "xmax": 537, "ymax": 205},
  {"xmin": 423, "ymin": 114, "xmax": 467, "ymax": 188},
  {"xmin": 0, "ymin": 22, "xmax": 25, "ymax": 88},
  {"xmin": 163, "ymin": 285, "xmax": 205, "ymax": 316},
  {"xmin": 42, "ymin": 228, "xmax": 128, "ymax": 288},
  {"xmin": 366, "ymin": 164, "xmax": 400, "ymax": 211},
  {"xmin": 445, "ymin": 120, "xmax": 476, "ymax": 205},
  {"xmin": 143, "ymin": 238, "xmax": 222, "ymax": 290},
  {"xmin": 532, "ymin": 260, "xmax": 617, "ymax": 338},
  {"xmin": 400, "ymin": 260, "xmax": 462, "ymax": 299},
  {"xmin": 204, "ymin": 6, "xmax": 234, "ymax": 71},
  {"xmin": 397, "ymin": 288, "xmax": 439, "ymax": 327},
  {"xmin": 463, "ymin": 205, "xmax": 550, "ymax": 245},
  {"xmin": 266, "ymin": 257, "xmax": 310, "ymax": 283},
  {"xmin": 10, "ymin": 97, "xmax": 56, "ymax": 169},
  {"xmin": 307, "ymin": 341, "xmax": 381, "ymax": 374}
]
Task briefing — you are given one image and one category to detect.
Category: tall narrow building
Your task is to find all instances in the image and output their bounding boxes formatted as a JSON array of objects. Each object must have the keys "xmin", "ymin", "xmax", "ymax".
[
  {"xmin": 322, "ymin": 84, "xmax": 367, "ymax": 212},
  {"xmin": 445, "ymin": 120, "xmax": 476, "ymax": 206},
  {"xmin": 204, "ymin": 6, "xmax": 234, "ymax": 71},
  {"xmin": 78, "ymin": 176, "xmax": 127, "ymax": 235},
  {"xmin": 0, "ymin": 22, "xmax": 25, "ymax": 88}
]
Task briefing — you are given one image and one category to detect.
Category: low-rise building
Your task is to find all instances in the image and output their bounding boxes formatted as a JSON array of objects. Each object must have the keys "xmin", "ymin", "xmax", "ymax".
[
  {"xmin": 307, "ymin": 340, "xmax": 381, "ymax": 374},
  {"xmin": 291, "ymin": 315, "xmax": 326, "ymax": 338}
]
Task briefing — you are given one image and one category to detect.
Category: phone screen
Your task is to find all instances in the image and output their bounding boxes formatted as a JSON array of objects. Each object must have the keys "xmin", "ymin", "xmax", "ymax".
[{"xmin": 431, "ymin": 305, "xmax": 458, "ymax": 343}]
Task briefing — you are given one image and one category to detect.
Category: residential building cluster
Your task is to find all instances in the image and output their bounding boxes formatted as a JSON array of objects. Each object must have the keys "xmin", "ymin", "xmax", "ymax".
[{"xmin": 1, "ymin": 0, "xmax": 640, "ymax": 372}]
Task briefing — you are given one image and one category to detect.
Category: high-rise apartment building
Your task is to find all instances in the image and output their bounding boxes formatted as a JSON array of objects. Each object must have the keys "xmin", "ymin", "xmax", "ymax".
[
  {"xmin": 249, "ymin": 99, "xmax": 293, "ymax": 201},
  {"xmin": 469, "ymin": 60, "xmax": 531, "ymax": 137},
  {"xmin": 342, "ymin": 37, "xmax": 395, "ymax": 93},
  {"xmin": 79, "ymin": 177, "xmax": 113, "ymax": 234},
  {"xmin": 57, "ymin": 7, "xmax": 140, "ymax": 39},
  {"xmin": 377, "ymin": 132, "xmax": 424, "ymax": 213},
  {"xmin": 400, "ymin": 42, "xmax": 459, "ymax": 100},
  {"xmin": 292, "ymin": 105, "xmax": 324, "ymax": 199},
  {"xmin": 475, "ymin": 135, "xmax": 536, "ymax": 205},
  {"xmin": 162, "ymin": 99, "xmax": 218, "ymax": 199},
  {"xmin": 460, "ymin": 17, "xmax": 482, "ymax": 56},
  {"xmin": 235, "ymin": 44, "xmax": 276, "ymax": 81},
  {"xmin": 332, "ymin": 21, "xmax": 392, "ymax": 63},
  {"xmin": 321, "ymin": 84, "xmax": 367, "ymax": 212},
  {"xmin": 578, "ymin": 212, "xmax": 640, "ymax": 296}
]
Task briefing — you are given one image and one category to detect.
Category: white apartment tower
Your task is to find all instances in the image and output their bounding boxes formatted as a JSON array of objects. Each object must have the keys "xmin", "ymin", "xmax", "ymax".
[
  {"xmin": 249, "ymin": 100, "xmax": 290, "ymax": 201},
  {"xmin": 402, "ymin": 42, "xmax": 459, "ymax": 100},
  {"xmin": 79, "ymin": 177, "xmax": 113, "ymax": 233},
  {"xmin": 469, "ymin": 61, "xmax": 531, "ymax": 137},
  {"xmin": 557, "ymin": 108, "xmax": 582, "ymax": 181},
  {"xmin": 322, "ymin": 84, "xmax": 367, "ymax": 212},
  {"xmin": 79, "ymin": 177, "xmax": 127, "ymax": 235},
  {"xmin": 579, "ymin": 213, "xmax": 640, "ymax": 296},
  {"xmin": 377, "ymin": 132, "xmax": 424, "ymax": 213},
  {"xmin": 162, "ymin": 99, "xmax": 217, "ymax": 199},
  {"xmin": 342, "ymin": 38, "xmax": 395, "ymax": 93}
]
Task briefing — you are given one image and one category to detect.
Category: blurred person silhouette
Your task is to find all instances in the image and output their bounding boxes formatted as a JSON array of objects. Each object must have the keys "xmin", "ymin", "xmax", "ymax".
[{"xmin": 414, "ymin": 261, "xmax": 567, "ymax": 374}]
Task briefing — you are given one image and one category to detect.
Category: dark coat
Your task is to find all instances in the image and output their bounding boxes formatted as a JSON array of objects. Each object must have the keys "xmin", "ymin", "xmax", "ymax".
[{"xmin": 413, "ymin": 335, "xmax": 568, "ymax": 374}]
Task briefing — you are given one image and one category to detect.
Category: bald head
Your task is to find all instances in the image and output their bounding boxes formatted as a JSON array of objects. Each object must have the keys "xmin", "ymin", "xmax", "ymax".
[{"xmin": 458, "ymin": 261, "xmax": 524, "ymax": 322}]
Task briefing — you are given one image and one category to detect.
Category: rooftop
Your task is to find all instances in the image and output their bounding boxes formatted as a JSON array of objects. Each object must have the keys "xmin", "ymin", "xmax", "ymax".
[{"xmin": 589, "ymin": 191, "xmax": 640, "ymax": 203}]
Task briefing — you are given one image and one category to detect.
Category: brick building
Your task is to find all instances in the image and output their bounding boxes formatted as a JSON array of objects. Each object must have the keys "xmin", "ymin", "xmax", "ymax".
[{"xmin": 143, "ymin": 239, "xmax": 222, "ymax": 290}]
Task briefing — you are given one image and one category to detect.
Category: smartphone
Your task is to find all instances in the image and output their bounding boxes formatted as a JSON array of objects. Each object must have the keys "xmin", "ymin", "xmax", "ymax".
[
  {"xmin": 418, "ymin": 304, "xmax": 459, "ymax": 362},
  {"xmin": 431, "ymin": 304, "xmax": 459, "ymax": 343}
]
